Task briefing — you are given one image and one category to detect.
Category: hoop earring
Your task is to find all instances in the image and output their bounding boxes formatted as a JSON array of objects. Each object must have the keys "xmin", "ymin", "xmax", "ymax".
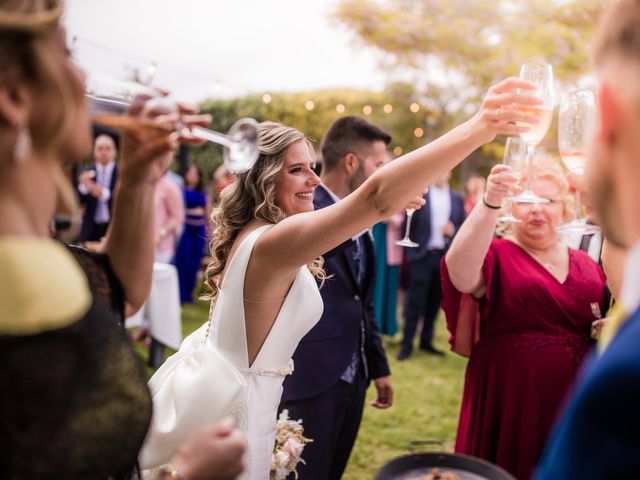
[{"xmin": 14, "ymin": 127, "xmax": 32, "ymax": 165}]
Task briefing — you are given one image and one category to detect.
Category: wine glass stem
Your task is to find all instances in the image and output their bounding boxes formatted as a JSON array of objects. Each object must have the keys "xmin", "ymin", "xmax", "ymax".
[
  {"xmin": 574, "ymin": 189, "xmax": 581, "ymax": 221},
  {"xmin": 403, "ymin": 211, "xmax": 414, "ymax": 240},
  {"xmin": 189, "ymin": 126, "xmax": 233, "ymax": 148},
  {"xmin": 525, "ymin": 144, "xmax": 535, "ymax": 192}
]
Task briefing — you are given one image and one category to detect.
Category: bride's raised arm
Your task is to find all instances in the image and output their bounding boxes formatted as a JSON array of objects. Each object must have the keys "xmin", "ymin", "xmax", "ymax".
[{"xmin": 258, "ymin": 77, "xmax": 541, "ymax": 273}]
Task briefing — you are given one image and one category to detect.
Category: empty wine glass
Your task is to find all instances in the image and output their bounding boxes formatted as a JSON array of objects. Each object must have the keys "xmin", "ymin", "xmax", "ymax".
[
  {"xmin": 556, "ymin": 89, "xmax": 600, "ymax": 234},
  {"xmin": 396, "ymin": 207, "xmax": 420, "ymax": 248},
  {"xmin": 511, "ymin": 62, "xmax": 554, "ymax": 204},
  {"xmin": 497, "ymin": 137, "xmax": 526, "ymax": 224},
  {"xmin": 85, "ymin": 75, "xmax": 259, "ymax": 174}
]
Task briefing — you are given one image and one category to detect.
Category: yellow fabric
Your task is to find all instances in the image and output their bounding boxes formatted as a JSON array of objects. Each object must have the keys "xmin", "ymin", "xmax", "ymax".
[
  {"xmin": 0, "ymin": 237, "xmax": 91, "ymax": 335},
  {"xmin": 598, "ymin": 302, "xmax": 628, "ymax": 354}
]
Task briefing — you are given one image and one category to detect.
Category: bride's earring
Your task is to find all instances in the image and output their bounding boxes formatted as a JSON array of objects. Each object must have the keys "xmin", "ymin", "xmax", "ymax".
[{"xmin": 13, "ymin": 126, "xmax": 32, "ymax": 165}]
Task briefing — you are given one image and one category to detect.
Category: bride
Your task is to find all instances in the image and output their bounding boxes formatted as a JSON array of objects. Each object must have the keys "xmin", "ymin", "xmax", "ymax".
[{"xmin": 205, "ymin": 82, "xmax": 540, "ymax": 478}]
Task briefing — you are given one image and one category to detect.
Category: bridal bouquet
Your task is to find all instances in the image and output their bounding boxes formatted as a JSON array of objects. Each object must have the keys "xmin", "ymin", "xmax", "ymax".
[{"xmin": 270, "ymin": 410, "xmax": 313, "ymax": 480}]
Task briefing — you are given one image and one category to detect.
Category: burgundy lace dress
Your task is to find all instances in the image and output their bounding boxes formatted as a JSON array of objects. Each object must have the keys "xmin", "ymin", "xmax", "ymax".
[{"xmin": 441, "ymin": 238, "xmax": 606, "ymax": 480}]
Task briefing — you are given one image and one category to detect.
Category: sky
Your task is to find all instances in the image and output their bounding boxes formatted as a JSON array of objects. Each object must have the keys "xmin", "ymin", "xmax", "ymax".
[{"xmin": 64, "ymin": 0, "xmax": 387, "ymax": 103}]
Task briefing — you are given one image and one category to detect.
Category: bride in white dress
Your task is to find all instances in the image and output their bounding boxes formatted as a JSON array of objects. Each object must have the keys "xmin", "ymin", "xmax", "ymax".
[{"xmin": 205, "ymin": 83, "xmax": 542, "ymax": 478}]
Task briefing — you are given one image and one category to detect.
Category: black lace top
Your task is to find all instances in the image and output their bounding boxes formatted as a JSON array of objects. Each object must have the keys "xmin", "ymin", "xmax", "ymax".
[{"xmin": 0, "ymin": 245, "xmax": 152, "ymax": 479}]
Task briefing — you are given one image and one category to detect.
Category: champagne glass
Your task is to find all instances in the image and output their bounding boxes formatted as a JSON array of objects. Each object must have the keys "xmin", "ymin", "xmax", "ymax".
[
  {"xmin": 511, "ymin": 62, "xmax": 554, "ymax": 204},
  {"xmin": 396, "ymin": 207, "xmax": 420, "ymax": 248},
  {"xmin": 497, "ymin": 137, "xmax": 526, "ymax": 223},
  {"xmin": 556, "ymin": 89, "xmax": 600, "ymax": 234},
  {"xmin": 85, "ymin": 75, "xmax": 259, "ymax": 174}
]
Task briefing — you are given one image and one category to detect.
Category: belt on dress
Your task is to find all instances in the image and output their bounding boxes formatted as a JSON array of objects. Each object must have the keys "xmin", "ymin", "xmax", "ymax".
[{"xmin": 237, "ymin": 359, "xmax": 294, "ymax": 377}]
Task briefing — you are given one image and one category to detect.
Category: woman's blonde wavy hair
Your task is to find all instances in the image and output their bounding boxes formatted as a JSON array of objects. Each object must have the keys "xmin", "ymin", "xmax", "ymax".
[
  {"xmin": 0, "ymin": 1, "xmax": 84, "ymax": 233},
  {"xmin": 204, "ymin": 121, "xmax": 326, "ymax": 300}
]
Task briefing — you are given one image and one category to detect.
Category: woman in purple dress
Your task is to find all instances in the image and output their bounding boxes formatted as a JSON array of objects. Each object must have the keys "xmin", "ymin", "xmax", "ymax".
[
  {"xmin": 175, "ymin": 164, "xmax": 208, "ymax": 303},
  {"xmin": 442, "ymin": 162, "xmax": 606, "ymax": 479}
]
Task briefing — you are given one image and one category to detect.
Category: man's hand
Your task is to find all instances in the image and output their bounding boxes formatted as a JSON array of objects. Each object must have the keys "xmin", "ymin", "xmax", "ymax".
[
  {"xmin": 442, "ymin": 221, "xmax": 455, "ymax": 238},
  {"xmin": 371, "ymin": 376, "xmax": 394, "ymax": 409}
]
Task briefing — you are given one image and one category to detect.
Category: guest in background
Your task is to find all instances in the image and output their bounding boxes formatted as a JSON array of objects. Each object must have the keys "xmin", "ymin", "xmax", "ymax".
[
  {"xmin": 77, "ymin": 133, "xmax": 118, "ymax": 242},
  {"xmin": 372, "ymin": 210, "xmax": 404, "ymax": 336},
  {"xmin": 175, "ymin": 164, "xmax": 208, "ymax": 303},
  {"xmin": 397, "ymin": 171, "xmax": 465, "ymax": 360},
  {"xmin": 464, "ymin": 174, "xmax": 486, "ymax": 215},
  {"xmin": 154, "ymin": 170, "xmax": 185, "ymax": 264},
  {"xmin": 443, "ymin": 162, "xmax": 607, "ymax": 479}
]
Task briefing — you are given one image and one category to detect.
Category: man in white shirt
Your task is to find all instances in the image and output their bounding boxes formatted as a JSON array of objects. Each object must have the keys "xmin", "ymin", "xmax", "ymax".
[
  {"xmin": 77, "ymin": 134, "xmax": 118, "ymax": 242},
  {"xmin": 398, "ymin": 171, "xmax": 465, "ymax": 360}
]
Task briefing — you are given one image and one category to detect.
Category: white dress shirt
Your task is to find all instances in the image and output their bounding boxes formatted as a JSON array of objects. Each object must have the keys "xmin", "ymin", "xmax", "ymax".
[
  {"xmin": 427, "ymin": 185, "xmax": 451, "ymax": 250},
  {"xmin": 621, "ymin": 240, "xmax": 640, "ymax": 314}
]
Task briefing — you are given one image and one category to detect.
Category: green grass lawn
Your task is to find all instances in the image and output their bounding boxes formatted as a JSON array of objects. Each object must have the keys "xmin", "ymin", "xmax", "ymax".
[{"xmin": 134, "ymin": 300, "xmax": 467, "ymax": 479}]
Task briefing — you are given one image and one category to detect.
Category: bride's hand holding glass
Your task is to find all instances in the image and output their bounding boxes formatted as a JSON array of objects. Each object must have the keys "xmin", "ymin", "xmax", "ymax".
[{"xmin": 467, "ymin": 77, "xmax": 543, "ymax": 144}]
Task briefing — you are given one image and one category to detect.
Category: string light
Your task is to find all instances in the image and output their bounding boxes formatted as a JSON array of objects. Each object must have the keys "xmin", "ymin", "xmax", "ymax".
[
  {"xmin": 383, "ymin": 104, "xmax": 393, "ymax": 114},
  {"xmin": 410, "ymin": 102, "xmax": 420, "ymax": 113},
  {"xmin": 305, "ymin": 100, "xmax": 315, "ymax": 111},
  {"xmin": 336, "ymin": 104, "xmax": 346, "ymax": 113},
  {"xmin": 393, "ymin": 146, "xmax": 403, "ymax": 156},
  {"xmin": 362, "ymin": 105, "xmax": 373, "ymax": 116},
  {"xmin": 262, "ymin": 93, "xmax": 272, "ymax": 104},
  {"xmin": 414, "ymin": 128, "xmax": 424, "ymax": 138}
]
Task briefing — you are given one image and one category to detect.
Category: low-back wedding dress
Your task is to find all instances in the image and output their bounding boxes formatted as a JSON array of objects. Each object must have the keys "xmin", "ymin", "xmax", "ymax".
[{"xmin": 211, "ymin": 225, "xmax": 323, "ymax": 479}]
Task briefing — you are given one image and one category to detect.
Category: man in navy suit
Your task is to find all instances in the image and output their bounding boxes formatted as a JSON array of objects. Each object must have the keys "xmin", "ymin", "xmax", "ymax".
[
  {"xmin": 398, "ymin": 171, "xmax": 465, "ymax": 360},
  {"xmin": 281, "ymin": 117, "xmax": 396, "ymax": 479},
  {"xmin": 536, "ymin": 1, "xmax": 640, "ymax": 477},
  {"xmin": 77, "ymin": 134, "xmax": 118, "ymax": 242}
]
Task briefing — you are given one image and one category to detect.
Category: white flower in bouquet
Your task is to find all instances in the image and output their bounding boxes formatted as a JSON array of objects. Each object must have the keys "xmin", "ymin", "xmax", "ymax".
[{"xmin": 270, "ymin": 410, "xmax": 313, "ymax": 480}]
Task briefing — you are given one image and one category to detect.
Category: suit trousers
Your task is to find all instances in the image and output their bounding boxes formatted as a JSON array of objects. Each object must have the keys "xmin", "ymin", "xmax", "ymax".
[
  {"xmin": 401, "ymin": 249, "xmax": 444, "ymax": 353},
  {"xmin": 281, "ymin": 368, "xmax": 367, "ymax": 480}
]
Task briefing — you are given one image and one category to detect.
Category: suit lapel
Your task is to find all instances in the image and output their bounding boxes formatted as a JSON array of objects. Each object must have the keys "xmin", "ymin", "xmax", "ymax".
[{"xmin": 314, "ymin": 185, "xmax": 361, "ymax": 292}]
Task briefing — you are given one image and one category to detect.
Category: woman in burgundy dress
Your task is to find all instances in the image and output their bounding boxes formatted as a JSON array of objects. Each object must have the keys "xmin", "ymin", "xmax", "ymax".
[{"xmin": 442, "ymin": 162, "xmax": 606, "ymax": 479}]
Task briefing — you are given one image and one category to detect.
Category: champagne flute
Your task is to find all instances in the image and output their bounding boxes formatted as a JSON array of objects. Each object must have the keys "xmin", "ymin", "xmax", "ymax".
[
  {"xmin": 511, "ymin": 62, "xmax": 554, "ymax": 204},
  {"xmin": 396, "ymin": 207, "xmax": 419, "ymax": 248},
  {"xmin": 556, "ymin": 89, "xmax": 600, "ymax": 234},
  {"xmin": 497, "ymin": 137, "xmax": 526, "ymax": 223},
  {"xmin": 85, "ymin": 75, "xmax": 259, "ymax": 174}
]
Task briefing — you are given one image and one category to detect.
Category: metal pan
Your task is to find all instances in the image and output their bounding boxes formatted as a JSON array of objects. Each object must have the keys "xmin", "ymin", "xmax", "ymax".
[{"xmin": 375, "ymin": 442, "xmax": 515, "ymax": 480}]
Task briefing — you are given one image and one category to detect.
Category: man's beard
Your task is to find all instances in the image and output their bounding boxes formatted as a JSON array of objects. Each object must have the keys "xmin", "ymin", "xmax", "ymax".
[{"xmin": 592, "ymin": 166, "xmax": 628, "ymax": 248}]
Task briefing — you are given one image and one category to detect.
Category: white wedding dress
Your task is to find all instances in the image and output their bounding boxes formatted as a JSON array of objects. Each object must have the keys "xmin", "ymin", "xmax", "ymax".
[{"xmin": 209, "ymin": 225, "xmax": 323, "ymax": 479}]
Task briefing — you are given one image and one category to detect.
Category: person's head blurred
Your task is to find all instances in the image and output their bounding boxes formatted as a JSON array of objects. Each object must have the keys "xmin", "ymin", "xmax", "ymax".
[
  {"xmin": 434, "ymin": 171, "xmax": 452, "ymax": 188},
  {"xmin": 511, "ymin": 161, "xmax": 572, "ymax": 247},
  {"xmin": 206, "ymin": 121, "xmax": 323, "ymax": 299},
  {"xmin": 320, "ymin": 116, "xmax": 391, "ymax": 193},
  {"xmin": 93, "ymin": 134, "xmax": 117, "ymax": 166},
  {"xmin": 184, "ymin": 164, "xmax": 204, "ymax": 191},
  {"xmin": 465, "ymin": 175, "xmax": 486, "ymax": 199},
  {"xmin": 587, "ymin": 0, "xmax": 640, "ymax": 248},
  {"xmin": 0, "ymin": 0, "xmax": 90, "ymax": 168}
]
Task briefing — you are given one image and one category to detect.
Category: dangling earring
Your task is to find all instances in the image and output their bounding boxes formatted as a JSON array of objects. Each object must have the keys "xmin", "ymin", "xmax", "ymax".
[{"xmin": 13, "ymin": 127, "xmax": 32, "ymax": 165}]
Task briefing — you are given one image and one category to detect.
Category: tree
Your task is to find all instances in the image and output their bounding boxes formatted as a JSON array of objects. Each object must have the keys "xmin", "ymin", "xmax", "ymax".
[{"xmin": 332, "ymin": 0, "xmax": 605, "ymax": 175}]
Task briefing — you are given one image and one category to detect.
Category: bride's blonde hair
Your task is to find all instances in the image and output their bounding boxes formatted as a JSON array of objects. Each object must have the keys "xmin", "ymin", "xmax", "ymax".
[{"xmin": 204, "ymin": 121, "xmax": 325, "ymax": 300}]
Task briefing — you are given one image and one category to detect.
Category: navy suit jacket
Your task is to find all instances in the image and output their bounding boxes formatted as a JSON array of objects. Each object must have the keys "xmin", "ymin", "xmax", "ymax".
[
  {"xmin": 536, "ymin": 307, "xmax": 640, "ymax": 479},
  {"xmin": 282, "ymin": 185, "xmax": 391, "ymax": 401},
  {"xmin": 78, "ymin": 164, "xmax": 118, "ymax": 241},
  {"xmin": 404, "ymin": 188, "xmax": 465, "ymax": 263}
]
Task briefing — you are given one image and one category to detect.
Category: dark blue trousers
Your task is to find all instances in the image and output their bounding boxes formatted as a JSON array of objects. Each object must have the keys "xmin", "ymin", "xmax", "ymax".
[
  {"xmin": 401, "ymin": 250, "xmax": 444, "ymax": 354},
  {"xmin": 280, "ymin": 369, "xmax": 367, "ymax": 479}
]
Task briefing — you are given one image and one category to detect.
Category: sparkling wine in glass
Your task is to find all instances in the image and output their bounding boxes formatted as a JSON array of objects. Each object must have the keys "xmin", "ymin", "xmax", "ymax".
[
  {"xmin": 511, "ymin": 62, "xmax": 554, "ymax": 204},
  {"xmin": 556, "ymin": 89, "xmax": 600, "ymax": 234},
  {"xmin": 497, "ymin": 137, "xmax": 526, "ymax": 224},
  {"xmin": 86, "ymin": 75, "xmax": 259, "ymax": 174},
  {"xmin": 396, "ymin": 207, "xmax": 419, "ymax": 248}
]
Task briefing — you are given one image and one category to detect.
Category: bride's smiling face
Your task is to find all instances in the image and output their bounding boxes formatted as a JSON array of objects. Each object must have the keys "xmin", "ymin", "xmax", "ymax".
[{"xmin": 273, "ymin": 140, "xmax": 320, "ymax": 216}]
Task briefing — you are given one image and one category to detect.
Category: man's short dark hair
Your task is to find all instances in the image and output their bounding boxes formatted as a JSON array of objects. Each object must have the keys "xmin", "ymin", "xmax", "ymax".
[{"xmin": 320, "ymin": 116, "xmax": 392, "ymax": 172}]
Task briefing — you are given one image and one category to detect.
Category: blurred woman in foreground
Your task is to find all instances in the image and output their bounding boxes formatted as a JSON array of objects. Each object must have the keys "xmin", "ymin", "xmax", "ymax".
[{"xmin": 0, "ymin": 1, "xmax": 244, "ymax": 478}]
